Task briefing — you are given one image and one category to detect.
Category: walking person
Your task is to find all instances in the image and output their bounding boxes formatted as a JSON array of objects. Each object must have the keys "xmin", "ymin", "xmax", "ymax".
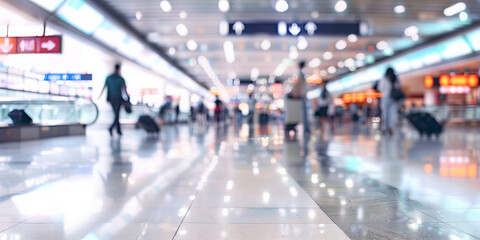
[
  {"xmin": 378, "ymin": 67, "xmax": 404, "ymax": 135},
  {"xmin": 214, "ymin": 96, "xmax": 223, "ymax": 124},
  {"xmin": 99, "ymin": 63, "xmax": 127, "ymax": 136},
  {"xmin": 247, "ymin": 92, "xmax": 256, "ymax": 125},
  {"xmin": 296, "ymin": 60, "xmax": 310, "ymax": 134},
  {"xmin": 316, "ymin": 81, "xmax": 334, "ymax": 131}
]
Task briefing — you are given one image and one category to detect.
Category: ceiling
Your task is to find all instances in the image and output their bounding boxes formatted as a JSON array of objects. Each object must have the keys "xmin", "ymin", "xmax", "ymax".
[{"xmin": 98, "ymin": 0, "xmax": 479, "ymax": 97}]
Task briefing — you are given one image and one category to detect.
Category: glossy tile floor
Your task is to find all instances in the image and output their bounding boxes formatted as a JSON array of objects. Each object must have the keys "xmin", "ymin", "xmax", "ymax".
[{"xmin": 0, "ymin": 121, "xmax": 479, "ymax": 239}]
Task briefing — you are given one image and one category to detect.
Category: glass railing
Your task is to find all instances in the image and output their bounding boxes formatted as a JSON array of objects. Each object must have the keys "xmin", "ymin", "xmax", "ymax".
[{"xmin": 0, "ymin": 96, "xmax": 98, "ymax": 126}]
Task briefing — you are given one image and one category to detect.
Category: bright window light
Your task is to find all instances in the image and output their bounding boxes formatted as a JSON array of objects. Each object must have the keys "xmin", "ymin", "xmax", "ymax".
[
  {"xmin": 444, "ymin": 2, "xmax": 466, "ymax": 17},
  {"xmin": 275, "ymin": 0, "xmax": 289, "ymax": 12},
  {"xmin": 176, "ymin": 24, "xmax": 188, "ymax": 36},
  {"xmin": 335, "ymin": 0, "xmax": 347, "ymax": 13},
  {"xmin": 160, "ymin": 0, "xmax": 172, "ymax": 12},
  {"xmin": 218, "ymin": 0, "xmax": 230, "ymax": 12},
  {"xmin": 223, "ymin": 41, "xmax": 235, "ymax": 63}
]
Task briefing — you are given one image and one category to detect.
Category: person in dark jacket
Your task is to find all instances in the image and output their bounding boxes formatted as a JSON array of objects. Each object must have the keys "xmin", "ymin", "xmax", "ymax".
[{"xmin": 99, "ymin": 63, "xmax": 127, "ymax": 136}]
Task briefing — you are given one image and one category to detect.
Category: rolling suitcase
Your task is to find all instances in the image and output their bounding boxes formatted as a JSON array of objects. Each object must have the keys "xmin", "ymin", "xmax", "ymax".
[
  {"xmin": 407, "ymin": 112, "xmax": 443, "ymax": 137},
  {"xmin": 136, "ymin": 115, "xmax": 160, "ymax": 134}
]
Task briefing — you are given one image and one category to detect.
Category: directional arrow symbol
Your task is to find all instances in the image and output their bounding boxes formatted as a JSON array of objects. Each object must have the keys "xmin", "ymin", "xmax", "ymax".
[
  {"xmin": 41, "ymin": 40, "xmax": 56, "ymax": 51},
  {"xmin": 289, "ymin": 23, "xmax": 301, "ymax": 36},
  {"xmin": 233, "ymin": 21, "xmax": 245, "ymax": 35},
  {"xmin": 0, "ymin": 38, "xmax": 14, "ymax": 53},
  {"xmin": 305, "ymin": 21, "xmax": 317, "ymax": 36}
]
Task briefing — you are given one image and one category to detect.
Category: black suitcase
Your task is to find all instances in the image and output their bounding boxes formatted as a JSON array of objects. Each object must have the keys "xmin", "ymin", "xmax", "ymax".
[
  {"xmin": 407, "ymin": 112, "xmax": 442, "ymax": 137},
  {"xmin": 8, "ymin": 109, "xmax": 33, "ymax": 125},
  {"xmin": 136, "ymin": 115, "xmax": 160, "ymax": 134}
]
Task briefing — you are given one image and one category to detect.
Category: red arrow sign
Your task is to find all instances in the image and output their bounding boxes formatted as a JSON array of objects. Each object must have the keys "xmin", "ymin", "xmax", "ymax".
[
  {"xmin": 38, "ymin": 36, "xmax": 61, "ymax": 53},
  {"xmin": 0, "ymin": 36, "xmax": 61, "ymax": 54},
  {"xmin": 0, "ymin": 37, "xmax": 18, "ymax": 54}
]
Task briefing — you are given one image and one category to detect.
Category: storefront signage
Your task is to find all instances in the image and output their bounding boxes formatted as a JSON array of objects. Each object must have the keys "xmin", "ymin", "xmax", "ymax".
[
  {"xmin": 0, "ymin": 36, "xmax": 62, "ymax": 54},
  {"xmin": 342, "ymin": 92, "xmax": 382, "ymax": 104},
  {"xmin": 44, "ymin": 73, "xmax": 92, "ymax": 81},
  {"xmin": 425, "ymin": 74, "xmax": 479, "ymax": 88}
]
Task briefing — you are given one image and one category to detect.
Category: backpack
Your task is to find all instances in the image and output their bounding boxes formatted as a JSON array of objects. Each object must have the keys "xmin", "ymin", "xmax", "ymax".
[{"xmin": 390, "ymin": 86, "xmax": 405, "ymax": 101}]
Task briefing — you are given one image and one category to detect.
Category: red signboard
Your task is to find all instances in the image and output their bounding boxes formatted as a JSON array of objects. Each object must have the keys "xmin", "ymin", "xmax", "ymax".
[
  {"xmin": 425, "ymin": 74, "xmax": 479, "ymax": 88},
  {"xmin": 0, "ymin": 35, "xmax": 61, "ymax": 54},
  {"xmin": 342, "ymin": 92, "xmax": 382, "ymax": 104}
]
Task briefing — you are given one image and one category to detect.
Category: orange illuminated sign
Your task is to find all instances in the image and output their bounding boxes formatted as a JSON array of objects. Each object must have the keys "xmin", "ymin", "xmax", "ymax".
[
  {"xmin": 426, "ymin": 74, "xmax": 479, "ymax": 88},
  {"xmin": 342, "ymin": 92, "xmax": 382, "ymax": 104}
]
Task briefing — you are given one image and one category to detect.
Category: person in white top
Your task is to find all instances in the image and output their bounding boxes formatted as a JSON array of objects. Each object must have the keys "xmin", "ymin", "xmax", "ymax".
[{"xmin": 378, "ymin": 67, "xmax": 403, "ymax": 135}]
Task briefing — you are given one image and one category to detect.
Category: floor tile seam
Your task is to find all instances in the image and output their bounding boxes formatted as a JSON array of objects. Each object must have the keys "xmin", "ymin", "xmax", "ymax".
[
  {"xmin": 427, "ymin": 220, "xmax": 480, "ymax": 239},
  {"xmin": 171, "ymin": 188, "xmax": 201, "ymax": 240},
  {"xmin": 0, "ymin": 218, "xmax": 30, "ymax": 234}
]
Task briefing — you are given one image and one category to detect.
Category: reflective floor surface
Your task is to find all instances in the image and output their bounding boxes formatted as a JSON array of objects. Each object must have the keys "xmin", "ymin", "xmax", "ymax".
[{"xmin": 0, "ymin": 122, "xmax": 479, "ymax": 239}]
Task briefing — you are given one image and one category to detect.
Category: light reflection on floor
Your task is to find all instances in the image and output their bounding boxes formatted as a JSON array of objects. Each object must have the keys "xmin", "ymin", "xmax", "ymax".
[{"xmin": 0, "ymin": 122, "xmax": 479, "ymax": 239}]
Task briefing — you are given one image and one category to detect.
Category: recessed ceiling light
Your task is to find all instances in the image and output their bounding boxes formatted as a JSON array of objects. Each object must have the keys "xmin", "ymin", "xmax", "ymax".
[
  {"xmin": 320, "ymin": 70, "xmax": 327, "ymax": 77},
  {"xmin": 327, "ymin": 66, "xmax": 337, "ymax": 74},
  {"xmin": 411, "ymin": 34, "xmax": 419, "ymax": 41},
  {"xmin": 160, "ymin": 0, "xmax": 172, "ymax": 12},
  {"xmin": 404, "ymin": 26, "xmax": 419, "ymax": 37},
  {"xmin": 311, "ymin": 11, "xmax": 320, "ymax": 18},
  {"xmin": 218, "ymin": 0, "xmax": 230, "ymax": 12},
  {"xmin": 459, "ymin": 11, "xmax": 468, "ymax": 21},
  {"xmin": 337, "ymin": 61, "xmax": 345, "ymax": 68},
  {"xmin": 376, "ymin": 41, "xmax": 388, "ymax": 51},
  {"xmin": 168, "ymin": 47, "xmax": 176, "ymax": 56},
  {"xmin": 348, "ymin": 34, "xmax": 358, "ymax": 43},
  {"xmin": 335, "ymin": 40, "xmax": 347, "ymax": 50},
  {"xmin": 219, "ymin": 20, "xmax": 229, "ymax": 36},
  {"xmin": 179, "ymin": 11, "xmax": 188, "ymax": 19},
  {"xmin": 335, "ymin": 0, "xmax": 347, "ymax": 13},
  {"xmin": 187, "ymin": 40, "xmax": 198, "ymax": 51},
  {"xmin": 297, "ymin": 36, "xmax": 308, "ymax": 50},
  {"xmin": 261, "ymin": 39, "xmax": 271, "ymax": 50},
  {"xmin": 444, "ymin": 2, "xmax": 466, "ymax": 17},
  {"xmin": 355, "ymin": 53, "xmax": 365, "ymax": 60},
  {"xmin": 176, "ymin": 24, "xmax": 188, "ymax": 36},
  {"xmin": 275, "ymin": 0, "xmax": 289, "ymax": 12},
  {"xmin": 323, "ymin": 51, "xmax": 333, "ymax": 60},
  {"xmin": 251, "ymin": 68, "xmax": 260, "ymax": 81},
  {"xmin": 309, "ymin": 58, "xmax": 321, "ymax": 68},
  {"xmin": 228, "ymin": 71, "xmax": 237, "ymax": 79},
  {"xmin": 223, "ymin": 41, "xmax": 235, "ymax": 63},
  {"xmin": 135, "ymin": 11, "xmax": 142, "ymax": 20},
  {"xmin": 344, "ymin": 58, "xmax": 355, "ymax": 68},
  {"xmin": 394, "ymin": 5, "xmax": 405, "ymax": 14}
]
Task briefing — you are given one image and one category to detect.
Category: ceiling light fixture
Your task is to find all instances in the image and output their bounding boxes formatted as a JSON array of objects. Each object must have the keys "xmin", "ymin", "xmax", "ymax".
[
  {"xmin": 394, "ymin": 5, "xmax": 405, "ymax": 14},
  {"xmin": 218, "ymin": 0, "xmax": 230, "ymax": 12},
  {"xmin": 327, "ymin": 66, "xmax": 337, "ymax": 74},
  {"xmin": 404, "ymin": 25, "xmax": 419, "ymax": 37},
  {"xmin": 337, "ymin": 61, "xmax": 345, "ymax": 68},
  {"xmin": 261, "ymin": 39, "xmax": 271, "ymax": 50},
  {"xmin": 160, "ymin": 0, "xmax": 172, "ymax": 12},
  {"xmin": 335, "ymin": 40, "xmax": 347, "ymax": 50},
  {"xmin": 320, "ymin": 70, "xmax": 327, "ymax": 77},
  {"xmin": 444, "ymin": 2, "xmax": 466, "ymax": 17},
  {"xmin": 275, "ymin": 0, "xmax": 289, "ymax": 12},
  {"xmin": 179, "ymin": 11, "xmax": 188, "ymax": 19},
  {"xmin": 334, "ymin": 0, "xmax": 347, "ymax": 13},
  {"xmin": 355, "ymin": 53, "xmax": 365, "ymax": 61},
  {"xmin": 187, "ymin": 40, "xmax": 198, "ymax": 51},
  {"xmin": 251, "ymin": 68, "xmax": 260, "ymax": 81},
  {"xmin": 223, "ymin": 41, "xmax": 235, "ymax": 63},
  {"xmin": 219, "ymin": 20, "xmax": 229, "ymax": 36},
  {"xmin": 323, "ymin": 51, "xmax": 333, "ymax": 60},
  {"xmin": 347, "ymin": 34, "xmax": 358, "ymax": 43},
  {"xmin": 309, "ymin": 58, "xmax": 321, "ymax": 68},
  {"xmin": 376, "ymin": 40, "xmax": 388, "ymax": 50},
  {"xmin": 135, "ymin": 11, "xmax": 142, "ymax": 20},
  {"xmin": 168, "ymin": 47, "xmax": 176, "ymax": 56},
  {"xmin": 176, "ymin": 24, "xmax": 188, "ymax": 36},
  {"xmin": 297, "ymin": 36, "xmax": 308, "ymax": 50},
  {"xmin": 459, "ymin": 11, "xmax": 468, "ymax": 21}
]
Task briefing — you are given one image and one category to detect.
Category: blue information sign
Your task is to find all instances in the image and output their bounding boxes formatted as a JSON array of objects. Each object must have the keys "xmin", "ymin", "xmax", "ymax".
[{"xmin": 44, "ymin": 73, "xmax": 92, "ymax": 81}]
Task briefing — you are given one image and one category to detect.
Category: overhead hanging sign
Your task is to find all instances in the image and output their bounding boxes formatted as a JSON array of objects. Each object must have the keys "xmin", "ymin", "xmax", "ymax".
[
  {"xmin": 44, "ymin": 73, "xmax": 92, "ymax": 81},
  {"xmin": 0, "ymin": 35, "xmax": 62, "ymax": 54},
  {"xmin": 227, "ymin": 21, "xmax": 363, "ymax": 36}
]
